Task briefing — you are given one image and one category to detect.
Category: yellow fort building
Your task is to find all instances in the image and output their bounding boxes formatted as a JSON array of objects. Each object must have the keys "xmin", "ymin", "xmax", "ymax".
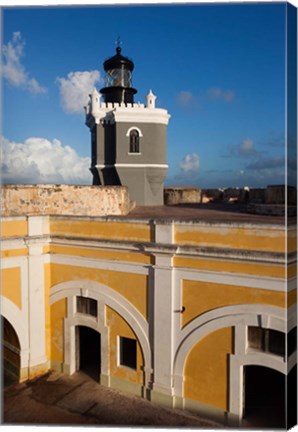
[
  {"xmin": 1, "ymin": 183, "xmax": 296, "ymax": 427},
  {"xmin": 1, "ymin": 45, "xmax": 297, "ymax": 428}
]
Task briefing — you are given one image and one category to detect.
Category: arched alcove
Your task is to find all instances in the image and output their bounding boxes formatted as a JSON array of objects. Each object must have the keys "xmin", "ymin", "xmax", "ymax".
[
  {"xmin": 242, "ymin": 366, "xmax": 286, "ymax": 428},
  {"xmin": 1, "ymin": 316, "xmax": 21, "ymax": 385}
]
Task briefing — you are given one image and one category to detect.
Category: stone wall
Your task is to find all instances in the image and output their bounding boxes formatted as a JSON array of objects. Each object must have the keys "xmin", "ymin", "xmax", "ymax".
[
  {"xmin": 164, "ymin": 187, "xmax": 202, "ymax": 205},
  {"xmin": 1, "ymin": 184, "xmax": 132, "ymax": 217},
  {"xmin": 164, "ymin": 185, "xmax": 296, "ymax": 217},
  {"xmin": 201, "ymin": 185, "xmax": 297, "ymax": 206}
]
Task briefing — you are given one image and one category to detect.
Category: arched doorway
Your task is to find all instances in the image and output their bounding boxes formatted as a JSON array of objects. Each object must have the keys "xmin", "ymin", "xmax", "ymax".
[
  {"xmin": 1, "ymin": 316, "xmax": 21, "ymax": 386},
  {"xmin": 287, "ymin": 365, "xmax": 297, "ymax": 428},
  {"xmin": 76, "ymin": 326, "xmax": 101, "ymax": 382},
  {"xmin": 242, "ymin": 366, "xmax": 286, "ymax": 428}
]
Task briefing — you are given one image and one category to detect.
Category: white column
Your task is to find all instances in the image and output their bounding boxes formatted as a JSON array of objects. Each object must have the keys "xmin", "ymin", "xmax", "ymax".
[
  {"xmin": 152, "ymin": 222, "xmax": 175, "ymax": 397},
  {"xmin": 229, "ymin": 355, "xmax": 244, "ymax": 421},
  {"xmin": 228, "ymin": 322, "xmax": 247, "ymax": 425},
  {"xmin": 26, "ymin": 216, "xmax": 49, "ymax": 373},
  {"xmin": 152, "ymin": 254, "xmax": 174, "ymax": 395}
]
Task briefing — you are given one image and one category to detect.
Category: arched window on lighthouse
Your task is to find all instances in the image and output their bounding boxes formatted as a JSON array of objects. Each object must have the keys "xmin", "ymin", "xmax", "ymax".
[{"xmin": 129, "ymin": 129, "xmax": 140, "ymax": 153}]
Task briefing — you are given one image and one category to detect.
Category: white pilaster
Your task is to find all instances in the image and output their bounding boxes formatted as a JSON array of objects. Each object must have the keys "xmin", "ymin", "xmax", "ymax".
[
  {"xmin": 28, "ymin": 215, "xmax": 49, "ymax": 236},
  {"xmin": 27, "ymin": 244, "xmax": 47, "ymax": 368},
  {"xmin": 153, "ymin": 255, "xmax": 174, "ymax": 395},
  {"xmin": 152, "ymin": 221, "xmax": 175, "ymax": 396}
]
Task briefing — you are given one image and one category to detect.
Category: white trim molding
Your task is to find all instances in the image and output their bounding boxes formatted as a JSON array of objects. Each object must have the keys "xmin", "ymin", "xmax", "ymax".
[
  {"xmin": 49, "ymin": 254, "xmax": 149, "ymax": 276},
  {"xmin": 126, "ymin": 126, "xmax": 143, "ymax": 137},
  {"xmin": 88, "ymin": 104, "xmax": 171, "ymax": 126},
  {"xmin": 94, "ymin": 163, "xmax": 168, "ymax": 170},
  {"xmin": 229, "ymin": 351, "xmax": 287, "ymax": 421},
  {"xmin": 115, "ymin": 163, "xmax": 168, "ymax": 169}
]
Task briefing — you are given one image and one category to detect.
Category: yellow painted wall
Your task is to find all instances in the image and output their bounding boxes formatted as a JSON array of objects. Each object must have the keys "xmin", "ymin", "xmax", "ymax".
[
  {"xmin": 43, "ymin": 245, "xmax": 51, "ymax": 254},
  {"xmin": 50, "ymin": 219, "xmax": 152, "ymax": 243},
  {"xmin": 106, "ymin": 306, "xmax": 144, "ymax": 385},
  {"xmin": 288, "ymin": 289, "xmax": 297, "ymax": 308},
  {"xmin": 1, "ymin": 267, "xmax": 22, "ymax": 309},
  {"xmin": 182, "ymin": 280, "xmax": 286, "ymax": 328},
  {"xmin": 50, "ymin": 264, "xmax": 148, "ymax": 319},
  {"xmin": 184, "ymin": 327, "xmax": 233, "ymax": 410},
  {"xmin": 287, "ymin": 263, "xmax": 297, "ymax": 279},
  {"xmin": 175, "ymin": 225, "xmax": 286, "ymax": 253},
  {"xmin": 48, "ymin": 244, "xmax": 153, "ymax": 265},
  {"xmin": 174, "ymin": 256, "xmax": 286, "ymax": 278},
  {"xmin": 50, "ymin": 298, "xmax": 67, "ymax": 362},
  {"xmin": 0, "ymin": 219, "xmax": 28, "ymax": 238},
  {"xmin": 1, "ymin": 248, "xmax": 28, "ymax": 259},
  {"xmin": 287, "ymin": 228, "xmax": 297, "ymax": 253}
]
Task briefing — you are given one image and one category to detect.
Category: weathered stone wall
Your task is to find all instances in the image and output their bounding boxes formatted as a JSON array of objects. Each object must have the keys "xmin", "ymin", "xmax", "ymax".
[
  {"xmin": 200, "ymin": 189, "xmax": 224, "ymax": 203},
  {"xmin": 164, "ymin": 187, "xmax": 202, "ymax": 205},
  {"xmin": 1, "ymin": 184, "xmax": 132, "ymax": 217}
]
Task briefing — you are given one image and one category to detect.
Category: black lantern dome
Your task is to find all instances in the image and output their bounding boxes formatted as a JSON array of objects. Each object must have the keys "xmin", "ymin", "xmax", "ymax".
[{"xmin": 100, "ymin": 47, "xmax": 137, "ymax": 104}]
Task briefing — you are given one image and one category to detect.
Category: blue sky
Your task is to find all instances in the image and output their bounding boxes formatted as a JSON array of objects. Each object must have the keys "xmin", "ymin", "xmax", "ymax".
[{"xmin": 1, "ymin": 2, "xmax": 294, "ymax": 188}]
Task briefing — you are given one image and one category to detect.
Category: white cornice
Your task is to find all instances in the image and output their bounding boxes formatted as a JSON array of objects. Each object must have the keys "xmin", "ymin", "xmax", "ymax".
[
  {"xmin": 115, "ymin": 163, "xmax": 168, "ymax": 169},
  {"xmin": 113, "ymin": 107, "xmax": 170, "ymax": 125},
  {"xmin": 94, "ymin": 163, "xmax": 168, "ymax": 169},
  {"xmin": 86, "ymin": 105, "xmax": 171, "ymax": 127}
]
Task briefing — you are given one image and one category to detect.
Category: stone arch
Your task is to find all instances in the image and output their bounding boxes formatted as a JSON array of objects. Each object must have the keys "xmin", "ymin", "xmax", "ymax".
[
  {"xmin": 243, "ymin": 365, "xmax": 286, "ymax": 428},
  {"xmin": 126, "ymin": 126, "xmax": 143, "ymax": 137},
  {"xmin": 173, "ymin": 303, "xmax": 287, "ymax": 422},
  {"xmin": 0, "ymin": 296, "xmax": 28, "ymax": 352},
  {"xmin": 49, "ymin": 280, "xmax": 151, "ymax": 385},
  {"xmin": 1, "ymin": 296, "xmax": 31, "ymax": 382},
  {"xmin": 2, "ymin": 316, "xmax": 21, "ymax": 382},
  {"xmin": 174, "ymin": 304, "xmax": 286, "ymax": 385}
]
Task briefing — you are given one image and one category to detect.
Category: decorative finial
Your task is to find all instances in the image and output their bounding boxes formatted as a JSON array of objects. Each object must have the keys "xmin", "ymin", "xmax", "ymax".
[{"xmin": 115, "ymin": 35, "xmax": 122, "ymax": 53}]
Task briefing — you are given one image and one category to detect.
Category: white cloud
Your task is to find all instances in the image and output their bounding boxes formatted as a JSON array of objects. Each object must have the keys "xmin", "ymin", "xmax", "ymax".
[
  {"xmin": 207, "ymin": 87, "xmax": 235, "ymax": 102},
  {"xmin": 27, "ymin": 78, "xmax": 47, "ymax": 94},
  {"xmin": 57, "ymin": 70, "xmax": 102, "ymax": 114},
  {"xmin": 177, "ymin": 91, "xmax": 194, "ymax": 106},
  {"xmin": 1, "ymin": 136, "xmax": 91, "ymax": 185},
  {"xmin": 180, "ymin": 153, "xmax": 200, "ymax": 173},
  {"xmin": 225, "ymin": 138, "xmax": 261, "ymax": 158},
  {"xmin": 2, "ymin": 32, "xmax": 47, "ymax": 94},
  {"xmin": 239, "ymin": 138, "xmax": 255, "ymax": 155}
]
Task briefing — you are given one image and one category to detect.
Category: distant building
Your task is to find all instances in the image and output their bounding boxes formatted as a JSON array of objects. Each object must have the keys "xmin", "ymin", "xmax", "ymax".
[{"xmin": 85, "ymin": 46, "xmax": 170, "ymax": 206}]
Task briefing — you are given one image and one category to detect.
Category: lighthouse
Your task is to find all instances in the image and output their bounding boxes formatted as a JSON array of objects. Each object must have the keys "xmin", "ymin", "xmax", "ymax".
[{"xmin": 85, "ymin": 45, "xmax": 170, "ymax": 206}]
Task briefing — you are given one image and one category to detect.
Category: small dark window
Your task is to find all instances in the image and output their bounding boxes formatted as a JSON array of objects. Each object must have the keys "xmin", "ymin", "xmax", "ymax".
[
  {"xmin": 77, "ymin": 296, "xmax": 97, "ymax": 317},
  {"xmin": 268, "ymin": 329, "xmax": 285, "ymax": 356},
  {"xmin": 129, "ymin": 129, "xmax": 140, "ymax": 153},
  {"xmin": 119, "ymin": 336, "xmax": 137, "ymax": 369},
  {"xmin": 248, "ymin": 327, "xmax": 285, "ymax": 356}
]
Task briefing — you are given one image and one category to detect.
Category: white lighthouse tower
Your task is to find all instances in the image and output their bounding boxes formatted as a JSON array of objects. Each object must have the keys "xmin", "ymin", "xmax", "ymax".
[{"xmin": 85, "ymin": 46, "xmax": 170, "ymax": 206}]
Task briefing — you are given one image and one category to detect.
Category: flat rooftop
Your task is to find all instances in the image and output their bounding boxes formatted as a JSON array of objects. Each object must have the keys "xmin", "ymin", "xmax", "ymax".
[{"xmin": 128, "ymin": 203, "xmax": 295, "ymax": 225}]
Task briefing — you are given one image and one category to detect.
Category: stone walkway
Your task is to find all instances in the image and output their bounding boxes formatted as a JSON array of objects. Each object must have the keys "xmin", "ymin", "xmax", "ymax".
[{"xmin": 2, "ymin": 371, "xmax": 223, "ymax": 428}]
